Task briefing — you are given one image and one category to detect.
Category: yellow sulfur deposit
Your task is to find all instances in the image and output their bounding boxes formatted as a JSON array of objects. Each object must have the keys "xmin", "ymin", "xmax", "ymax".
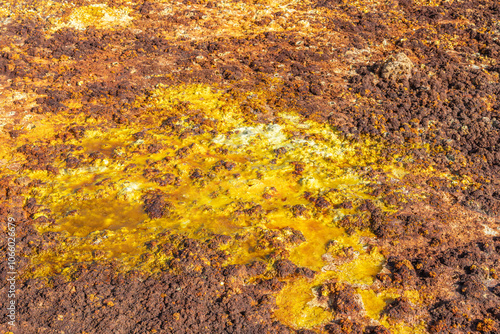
[
  {"xmin": 18, "ymin": 83, "xmax": 472, "ymax": 331},
  {"xmin": 51, "ymin": 4, "xmax": 133, "ymax": 31}
]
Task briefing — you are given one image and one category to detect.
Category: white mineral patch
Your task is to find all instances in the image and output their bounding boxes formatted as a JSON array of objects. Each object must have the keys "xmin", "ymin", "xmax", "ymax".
[
  {"xmin": 213, "ymin": 124, "xmax": 287, "ymax": 148},
  {"xmin": 483, "ymin": 225, "xmax": 499, "ymax": 236},
  {"xmin": 213, "ymin": 121, "xmax": 349, "ymax": 161},
  {"xmin": 120, "ymin": 182, "xmax": 140, "ymax": 193},
  {"xmin": 292, "ymin": 139, "xmax": 338, "ymax": 159}
]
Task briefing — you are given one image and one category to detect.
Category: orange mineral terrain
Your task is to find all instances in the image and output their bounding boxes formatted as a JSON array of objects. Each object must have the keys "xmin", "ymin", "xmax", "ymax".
[{"xmin": 0, "ymin": 0, "xmax": 500, "ymax": 333}]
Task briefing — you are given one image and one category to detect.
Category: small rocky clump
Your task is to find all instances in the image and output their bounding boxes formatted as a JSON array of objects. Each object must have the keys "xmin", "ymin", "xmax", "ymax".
[{"xmin": 380, "ymin": 52, "xmax": 414, "ymax": 82}]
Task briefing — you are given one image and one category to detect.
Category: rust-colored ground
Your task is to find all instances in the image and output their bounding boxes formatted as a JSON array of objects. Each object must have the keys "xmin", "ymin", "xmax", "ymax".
[{"xmin": 0, "ymin": 0, "xmax": 499, "ymax": 333}]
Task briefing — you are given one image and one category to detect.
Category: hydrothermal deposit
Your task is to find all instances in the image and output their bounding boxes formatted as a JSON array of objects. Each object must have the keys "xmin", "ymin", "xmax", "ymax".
[{"xmin": 0, "ymin": 0, "xmax": 499, "ymax": 333}]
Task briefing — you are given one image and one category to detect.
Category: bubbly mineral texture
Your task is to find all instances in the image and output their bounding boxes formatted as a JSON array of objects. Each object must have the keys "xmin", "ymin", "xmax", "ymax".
[{"xmin": 0, "ymin": 0, "xmax": 499, "ymax": 333}]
